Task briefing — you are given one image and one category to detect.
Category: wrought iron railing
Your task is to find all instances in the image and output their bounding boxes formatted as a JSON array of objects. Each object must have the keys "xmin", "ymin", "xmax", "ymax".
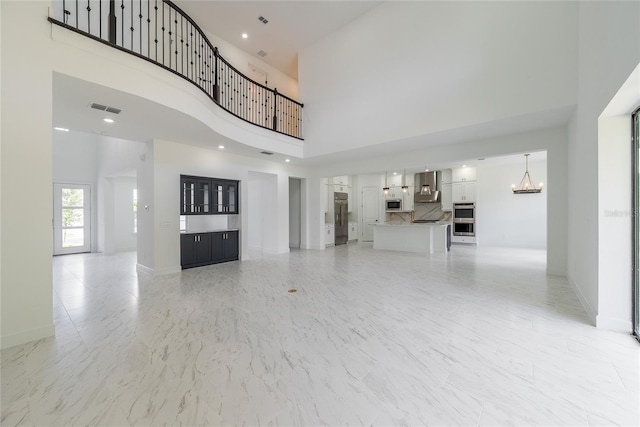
[{"xmin": 48, "ymin": 0, "xmax": 304, "ymax": 140}]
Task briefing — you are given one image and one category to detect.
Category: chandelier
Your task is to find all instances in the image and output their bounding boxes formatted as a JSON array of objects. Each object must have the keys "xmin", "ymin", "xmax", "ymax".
[{"xmin": 512, "ymin": 154, "xmax": 543, "ymax": 194}]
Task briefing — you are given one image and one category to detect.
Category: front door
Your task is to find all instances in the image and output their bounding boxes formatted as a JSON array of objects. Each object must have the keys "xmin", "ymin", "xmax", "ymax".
[
  {"xmin": 362, "ymin": 186, "xmax": 380, "ymax": 242},
  {"xmin": 53, "ymin": 183, "xmax": 91, "ymax": 255}
]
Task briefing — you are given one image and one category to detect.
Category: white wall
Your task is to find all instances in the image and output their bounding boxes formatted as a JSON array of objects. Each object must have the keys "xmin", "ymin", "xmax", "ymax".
[
  {"xmin": 597, "ymin": 115, "xmax": 634, "ymax": 331},
  {"xmin": 477, "ymin": 157, "xmax": 547, "ymax": 249},
  {"xmin": 567, "ymin": 1, "xmax": 640, "ymax": 329},
  {"xmin": 299, "ymin": 1, "xmax": 578, "ymax": 157},
  {"xmin": 247, "ymin": 171, "xmax": 280, "ymax": 253},
  {"xmin": 1, "ymin": 1, "xmax": 54, "ymax": 348},
  {"xmin": 113, "ymin": 177, "xmax": 137, "ymax": 251}
]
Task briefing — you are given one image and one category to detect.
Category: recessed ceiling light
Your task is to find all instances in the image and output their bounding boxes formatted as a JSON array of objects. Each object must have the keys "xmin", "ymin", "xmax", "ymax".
[
  {"xmin": 462, "ymin": 164, "xmax": 467, "ymax": 168},
  {"xmin": 218, "ymin": 145, "xmax": 225, "ymax": 149},
  {"xmin": 425, "ymin": 168, "xmax": 429, "ymax": 171},
  {"xmin": 393, "ymin": 172, "xmax": 397, "ymax": 175},
  {"xmin": 242, "ymin": 33, "xmax": 248, "ymax": 39},
  {"xmin": 285, "ymin": 158, "xmax": 291, "ymax": 163},
  {"xmin": 103, "ymin": 118, "xmax": 114, "ymax": 123},
  {"xmin": 53, "ymin": 127, "xmax": 69, "ymax": 132}
]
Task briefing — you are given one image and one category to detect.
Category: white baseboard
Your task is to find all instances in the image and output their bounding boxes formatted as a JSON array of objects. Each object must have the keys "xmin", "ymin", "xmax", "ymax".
[
  {"xmin": 568, "ymin": 276, "xmax": 597, "ymax": 326},
  {"xmin": 596, "ymin": 315, "xmax": 633, "ymax": 333},
  {"xmin": 1, "ymin": 323, "xmax": 55, "ymax": 349},
  {"xmin": 136, "ymin": 263, "xmax": 181, "ymax": 277}
]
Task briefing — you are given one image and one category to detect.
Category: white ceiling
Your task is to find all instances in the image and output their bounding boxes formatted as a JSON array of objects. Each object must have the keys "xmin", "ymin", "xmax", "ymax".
[
  {"xmin": 173, "ymin": 1, "xmax": 382, "ymax": 79},
  {"xmin": 53, "ymin": 73, "xmax": 294, "ymax": 163}
]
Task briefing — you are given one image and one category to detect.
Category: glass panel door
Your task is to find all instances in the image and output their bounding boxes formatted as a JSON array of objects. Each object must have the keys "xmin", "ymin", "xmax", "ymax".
[
  {"xmin": 53, "ymin": 183, "xmax": 91, "ymax": 255},
  {"xmin": 633, "ymin": 107, "xmax": 640, "ymax": 340}
]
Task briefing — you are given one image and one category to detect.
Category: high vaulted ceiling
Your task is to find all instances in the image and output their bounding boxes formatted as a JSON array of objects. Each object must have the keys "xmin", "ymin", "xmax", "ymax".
[{"xmin": 173, "ymin": 1, "xmax": 382, "ymax": 79}]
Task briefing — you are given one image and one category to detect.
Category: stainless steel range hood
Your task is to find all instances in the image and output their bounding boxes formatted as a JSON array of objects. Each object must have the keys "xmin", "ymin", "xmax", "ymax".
[{"xmin": 414, "ymin": 172, "xmax": 440, "ymax": 203}]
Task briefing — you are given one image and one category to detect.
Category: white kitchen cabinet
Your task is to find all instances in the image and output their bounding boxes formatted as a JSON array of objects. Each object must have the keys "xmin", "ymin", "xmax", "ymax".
[
  {"xmin": 386, "ymin": 173, "xmax": 402, "ymax": 188},
  {"xmin": 348, "ymin": 221, "xmax": 358, "ymax": 241},
  {"xmin": 332, "ymin": 176, "xmax": 348, "ymax": 185},
  {"xmin": 441, "ymin": 169, "xmax": 453, "ymax": 184},
  {"xmin": 452, "ymin": 167, "xmax": 477, "ymax": 182},
  {"xmin": 325, "ymin": 224, "xmax": 335, "ymax": 247},
  {"xmin": 334, "ymin": 184, "xmax": 349, "ymax": 193},
  {"xmin": 441, "ymin": 183, "xmax": 453, "ymax": 210},
  {"xmin": 452, "ymin": 181, "xmax": 476, "ymax": 202},
  {"xmin": 403, "ymin": 186, "xmax": 415, "ymax": 211}
]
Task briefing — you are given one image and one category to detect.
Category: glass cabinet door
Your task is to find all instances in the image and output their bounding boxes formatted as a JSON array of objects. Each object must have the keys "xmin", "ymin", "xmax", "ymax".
[
  {"xmin": 182, "ymin": 179, "xmax": 196, "ymax": 214},
  {"xmin": 215, "ymin": 183, "xmax": 224, "ymax": 213},
  {"xmin": 197, "ymin": 180, "xmax": 211, "ymax": 213},
  {"xmin": 227, "ymin": 182, "xmax": 237, "ymax": 213}
]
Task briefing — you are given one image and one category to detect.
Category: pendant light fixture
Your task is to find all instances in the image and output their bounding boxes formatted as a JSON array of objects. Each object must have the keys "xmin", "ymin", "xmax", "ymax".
[
  {"xmin": 512, "ymin": 153, "xmax": 543, "ymax": 194},
  {"xmin": 401, "ymin": 169, "xmax": 409, "ymax": 192},
  {"xmin": 383, "ymin": 171, "xmax": 389, "ymax": 194}
]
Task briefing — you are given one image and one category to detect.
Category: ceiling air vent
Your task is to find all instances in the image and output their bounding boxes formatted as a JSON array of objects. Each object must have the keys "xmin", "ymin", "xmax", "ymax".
[
  {"xmin": 258, "ymin": 16, "xmax": 268, "ymax": 24},
  {"xmin": 257, "ymin": 50, "xmax": 268, "ymax": 57},
  {"xmin": 260, "ymin": 151, "xmax": 274, "ymax": 156},
  {"xmin": 90, "ymin": 102, "xmax": 122, "ymax": 114}
]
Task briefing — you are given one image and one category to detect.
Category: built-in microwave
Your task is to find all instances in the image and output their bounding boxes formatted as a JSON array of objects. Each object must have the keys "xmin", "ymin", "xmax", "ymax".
[
  {"xmin": 385, "ymin": 199, "xmax": 402, "ymax": 211},
  {"xmin": 453, "ymin": 203, "xmax": 475, "ymax": 222}
]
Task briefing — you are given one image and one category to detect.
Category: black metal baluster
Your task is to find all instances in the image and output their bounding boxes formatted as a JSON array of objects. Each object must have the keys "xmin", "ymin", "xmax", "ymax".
[
  {"xmin": 174, "ymin": 13, "xmax": 178, "ymax": 71},
  {"xmin": 167, "ymin": 7, "xmax": 171, "ymax": 68},
  {"xmin": 213, "ymin": 48, "xmax": 219, "ymax": 103},
  {"xmin": 180, "ymin": 16, "xmax": 184, "ymax": 75},
  {"xmin": 120, "ymin": 0, "xmax": 124, "ymax": 47},
  {"xmin": 147, "ymin": 0, "xmax": 150, "ymax": 57},
  {"xmin": 139, "ymin": 0, "xmax": 142, "ymax": 54},
  {"xmin": 201, "ymin": 40, "xmax": 204, "ymax": 91},
  {"xmin": 272, "ymin": 89, "xmax": 278, "ymax": 131},
  {"xmin": 154, "ymin": 0, "xmax": 158, "ymax": 61},
  {"xmin": 108, "ymin": 0, "xmax": 116, "ymax": 43},
  {"xmin": 87, "ymin": 0, "xmax": 91, "ymax": 33},
  {"xmin": 161, "ymin": 2, "xmax": 165, "ymax": 65},
  {"xmin": 99, "ymin": 0, "xmax": 101, "ymax": 38},
  {"xmin": 76, "ymin": 0, "xmax": 79, "ymax": 27},
  {"xmin": 130, "ymin": 0, "xmax": 134, "ymax": 50}
]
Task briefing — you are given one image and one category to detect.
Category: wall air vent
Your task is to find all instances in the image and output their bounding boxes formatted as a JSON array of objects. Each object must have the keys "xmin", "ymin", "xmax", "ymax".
[
  {"xmin": 257, "ymin": 50, "xmax": 268, "ymax": 57},
  {"xmin": 90, "ymin": 102, "xmax": 122, "ymax": 114},
  {"xmin": 260, "ymin": 151, "xmax": 274, "ymax": 156},
  {"xmin": 258, "ymin": 16, "xmax": 268, "ymax": 24}
]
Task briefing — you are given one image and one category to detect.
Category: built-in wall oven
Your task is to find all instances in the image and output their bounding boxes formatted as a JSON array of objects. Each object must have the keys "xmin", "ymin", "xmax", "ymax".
[
  {"xmin": 453, "ymin": 203, "xmax": 475, "ymax": 222},
  {"xmin": 453, "ymin": 222, "xmax": 475, "ymax": 236},
  {"xmin": 453, "ymin": 203, "xmax": 476, "ymax": 237}
]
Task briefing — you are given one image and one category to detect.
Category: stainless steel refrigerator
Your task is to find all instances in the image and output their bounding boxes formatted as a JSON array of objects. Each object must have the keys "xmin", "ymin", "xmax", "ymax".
[{"xmin": 334, "ymin": 192, "xmax": 348, "ymax": 245}]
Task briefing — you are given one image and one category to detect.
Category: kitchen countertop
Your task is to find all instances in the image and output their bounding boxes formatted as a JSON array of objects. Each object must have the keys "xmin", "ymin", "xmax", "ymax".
[
  {"xmin": 377, "ymin": 221, "xmax": 451, "ymax": 226},
  {"xmin": 180, "ymin": 228, "xmax": 239, "ymax": 234}
]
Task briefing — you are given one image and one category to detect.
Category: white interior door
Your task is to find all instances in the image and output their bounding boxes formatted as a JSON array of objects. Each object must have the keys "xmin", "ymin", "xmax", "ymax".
[
  {"xmin": 362, "ymin": 186, "xmax": 380, "ymax": 242},
  {"xmin": 53, "ymin": 183, "xmax": 91, "ymax": 255}
]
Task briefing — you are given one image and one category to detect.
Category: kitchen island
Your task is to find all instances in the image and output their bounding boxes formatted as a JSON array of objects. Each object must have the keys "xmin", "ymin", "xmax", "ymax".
[{"xmin": 373, "ymin": 222, "xmax": 450, "ymax": 254}]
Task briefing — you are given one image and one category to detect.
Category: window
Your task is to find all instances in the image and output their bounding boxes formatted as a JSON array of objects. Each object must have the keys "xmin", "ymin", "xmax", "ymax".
[{"xmin": 180, "ymin": 215, "xmax": 187, "ymax": 232}]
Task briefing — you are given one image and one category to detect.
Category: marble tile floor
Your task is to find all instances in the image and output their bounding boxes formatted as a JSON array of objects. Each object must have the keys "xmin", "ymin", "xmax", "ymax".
[{"xmin": 1, "ymin": 243, "xmax": 639, "ymax": 426}]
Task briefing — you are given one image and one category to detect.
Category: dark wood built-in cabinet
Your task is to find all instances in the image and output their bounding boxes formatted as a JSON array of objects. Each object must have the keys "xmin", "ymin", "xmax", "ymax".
[
  {"xmin": 212, "ymin": 231, "xmax": 239, "ymax": 263},
  {"xmin": 181, "ymin": 231, "xmax": 239, "ymax": 269},
  {"xmin": 180, "ymin": 233, "xmax": 213, "ymax": 269},
  {"xmin": 180, "ymin": 174, "xmax": 240, "ymax": 269},
  {"xmin": 181, "ymin": 175, "xmax": 239, "ymax": 215}
]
